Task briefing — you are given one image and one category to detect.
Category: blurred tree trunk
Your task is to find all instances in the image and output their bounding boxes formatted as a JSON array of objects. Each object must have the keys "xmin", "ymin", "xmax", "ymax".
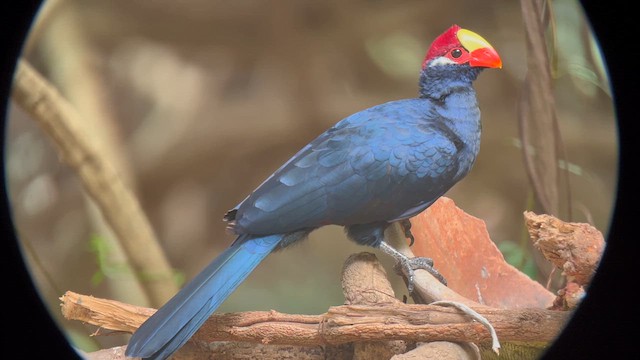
[{"xmin": 518, "ymin": 0, "xmax": 572, "ymax": 219}]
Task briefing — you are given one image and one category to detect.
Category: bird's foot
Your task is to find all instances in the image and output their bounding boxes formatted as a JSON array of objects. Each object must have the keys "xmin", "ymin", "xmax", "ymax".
[
  {"xmin": 399, "ymin": 219, "xmax": 415, "ymax": 246},
  {"xmin": 393, "ymin": 256, "xmax": 447, "ymax": 292},
  {"xmin": 378, "ymin": 241, "xmax": 447, "ymax": 293}
]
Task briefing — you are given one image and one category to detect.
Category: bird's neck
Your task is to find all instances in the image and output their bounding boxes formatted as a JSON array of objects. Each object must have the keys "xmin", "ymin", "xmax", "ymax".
[
  {"xmin": 417, "ymin": 64, "xmax": 483, "ymax": 146},
  {"xmin": 418, "ymin": 64, "xmax": 484, "ymax": 178},
  {"xmin": 418, "ymin": 65, "xmax": 483, "ymax": 100}
]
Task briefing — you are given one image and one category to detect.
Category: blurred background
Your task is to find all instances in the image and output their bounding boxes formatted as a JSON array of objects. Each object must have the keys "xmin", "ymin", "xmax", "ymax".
[{"xmin": 5, "ymin": 0, "xmax": 616, "ymax": 354}]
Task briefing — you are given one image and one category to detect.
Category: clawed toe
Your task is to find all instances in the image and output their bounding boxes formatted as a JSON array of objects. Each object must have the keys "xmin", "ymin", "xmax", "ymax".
[
  {"xmin": 399, "ymin": 219, "xmax": 415, "ymax": 246},
  {"xmin": 394, "ymin": 256, "xmax": 447, "ymax": 292},
  {"xmin": 378, "ymin": 241, "xmax": 447, "ymax": 293}
]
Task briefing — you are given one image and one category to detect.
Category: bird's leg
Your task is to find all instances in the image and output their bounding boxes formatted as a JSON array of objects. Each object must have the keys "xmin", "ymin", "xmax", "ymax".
[
  {"xmin": 378, "ymin": 241, "xmax": 447, "ymax": 292},
  {"xmin": 399, "ymin": 219, "xmax": 415, "ymax": 246}
]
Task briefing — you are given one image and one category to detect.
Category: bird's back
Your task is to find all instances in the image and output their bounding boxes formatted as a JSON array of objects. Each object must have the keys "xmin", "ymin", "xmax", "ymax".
[{"xmin": 226, "ymin": 96, "xmax": 481, "ymax": 235}]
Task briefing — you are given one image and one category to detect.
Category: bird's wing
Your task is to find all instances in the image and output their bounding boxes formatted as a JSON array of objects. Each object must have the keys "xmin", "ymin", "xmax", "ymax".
[{"xmin": 229, "ymin": 99, "xmax": 463, "ymax": 234}]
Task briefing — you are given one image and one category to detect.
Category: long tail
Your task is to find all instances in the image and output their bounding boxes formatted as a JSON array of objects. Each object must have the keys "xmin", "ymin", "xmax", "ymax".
[{"xmin": 125, "ymin": 234, "xmax": 283, "ymax": 360}]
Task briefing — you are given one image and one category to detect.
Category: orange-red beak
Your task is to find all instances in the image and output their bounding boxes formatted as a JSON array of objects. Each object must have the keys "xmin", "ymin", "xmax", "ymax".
[{"xmin": 469, "ymin": 46, "xmax": 502, "ymax": 69}]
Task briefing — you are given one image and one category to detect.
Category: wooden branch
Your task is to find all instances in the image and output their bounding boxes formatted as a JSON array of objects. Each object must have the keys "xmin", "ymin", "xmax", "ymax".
[
  {"xmin": 37, "ymin": 2, "xmax": 154, "ymax": 307},
  {"xmin": 524, "ymin": 211, "xmax": 605, "ymax": 309},
  {"xmin": 11, "ymin": 60, "xmax": 178, "ymax": 303},
  {"xmin": 64, "ymin": 251, "xmax": 564, "ymax": 359},
  {"xmin": 342, "ymin": 253, "xmax": 407, "ymax": 360},
  {"xmin": 60, "ymin": 290, "xmax": 567, "ymax": 347},
  {"xmin": 524, "ymin": 211, "xmax": 604, "ymax": 285},
  {"xmin": 391, "ymin": 342, "xmax": 480, "ymax": 360},
  {"xmin": 81, "ymin": 342, "xmax": 354, "ymax": 360}
]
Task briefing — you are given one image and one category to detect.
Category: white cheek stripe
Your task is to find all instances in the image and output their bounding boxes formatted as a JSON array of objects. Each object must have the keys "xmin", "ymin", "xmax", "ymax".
[{"xmin": 428, "ymin": 56, "xmax": 456, "ymax": 67}]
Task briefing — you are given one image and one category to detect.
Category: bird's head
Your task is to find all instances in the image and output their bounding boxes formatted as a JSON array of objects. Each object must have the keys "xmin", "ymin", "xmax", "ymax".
[{"xmin": 422, "ymin": 25, "xmax": 502, "ymax": 70}]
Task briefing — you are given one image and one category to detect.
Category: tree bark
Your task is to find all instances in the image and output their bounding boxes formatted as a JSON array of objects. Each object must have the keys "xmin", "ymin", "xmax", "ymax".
[{"xmin": 60, "ymin": 290, "xmax": 567, "ymax": 349}]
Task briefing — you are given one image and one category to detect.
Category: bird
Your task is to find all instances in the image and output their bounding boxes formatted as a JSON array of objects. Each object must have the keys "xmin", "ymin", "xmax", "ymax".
[{"xmin": 125, "ymin": 24, "xmax": 502, "ymax": 359}]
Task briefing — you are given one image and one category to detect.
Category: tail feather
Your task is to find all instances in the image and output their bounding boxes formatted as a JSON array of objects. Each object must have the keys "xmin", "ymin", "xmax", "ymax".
[{"xmin": 125, "ymin": 234, "xmax": 283, "ymax": 359}]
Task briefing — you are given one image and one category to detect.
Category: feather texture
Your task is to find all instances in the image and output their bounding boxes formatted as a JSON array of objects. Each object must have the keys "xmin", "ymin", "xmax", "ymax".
[
  {"xmin": 126, "ymin": 234, "xmax": 282, "ymax": 359},
  {"xmin": 126, "ymin": 25, "xmax": 500, "ymax": 359}
]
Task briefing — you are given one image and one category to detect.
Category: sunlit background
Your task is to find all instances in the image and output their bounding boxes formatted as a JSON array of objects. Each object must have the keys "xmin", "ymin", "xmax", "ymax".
[{"xmin": 5, "ymin": 0, "xmax": 616, "ymax": 353}]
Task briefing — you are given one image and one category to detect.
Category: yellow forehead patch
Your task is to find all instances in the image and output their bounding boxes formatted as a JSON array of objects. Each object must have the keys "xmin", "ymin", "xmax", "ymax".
[{"xmin": 457, "ymin": 29, "xmax": 495, "ymax": 52}]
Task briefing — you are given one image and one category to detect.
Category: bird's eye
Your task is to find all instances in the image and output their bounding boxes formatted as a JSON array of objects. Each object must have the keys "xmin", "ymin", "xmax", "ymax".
[{"xmin": 451, "ymin": 49, "xmax": 463, "ymax": 58}]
